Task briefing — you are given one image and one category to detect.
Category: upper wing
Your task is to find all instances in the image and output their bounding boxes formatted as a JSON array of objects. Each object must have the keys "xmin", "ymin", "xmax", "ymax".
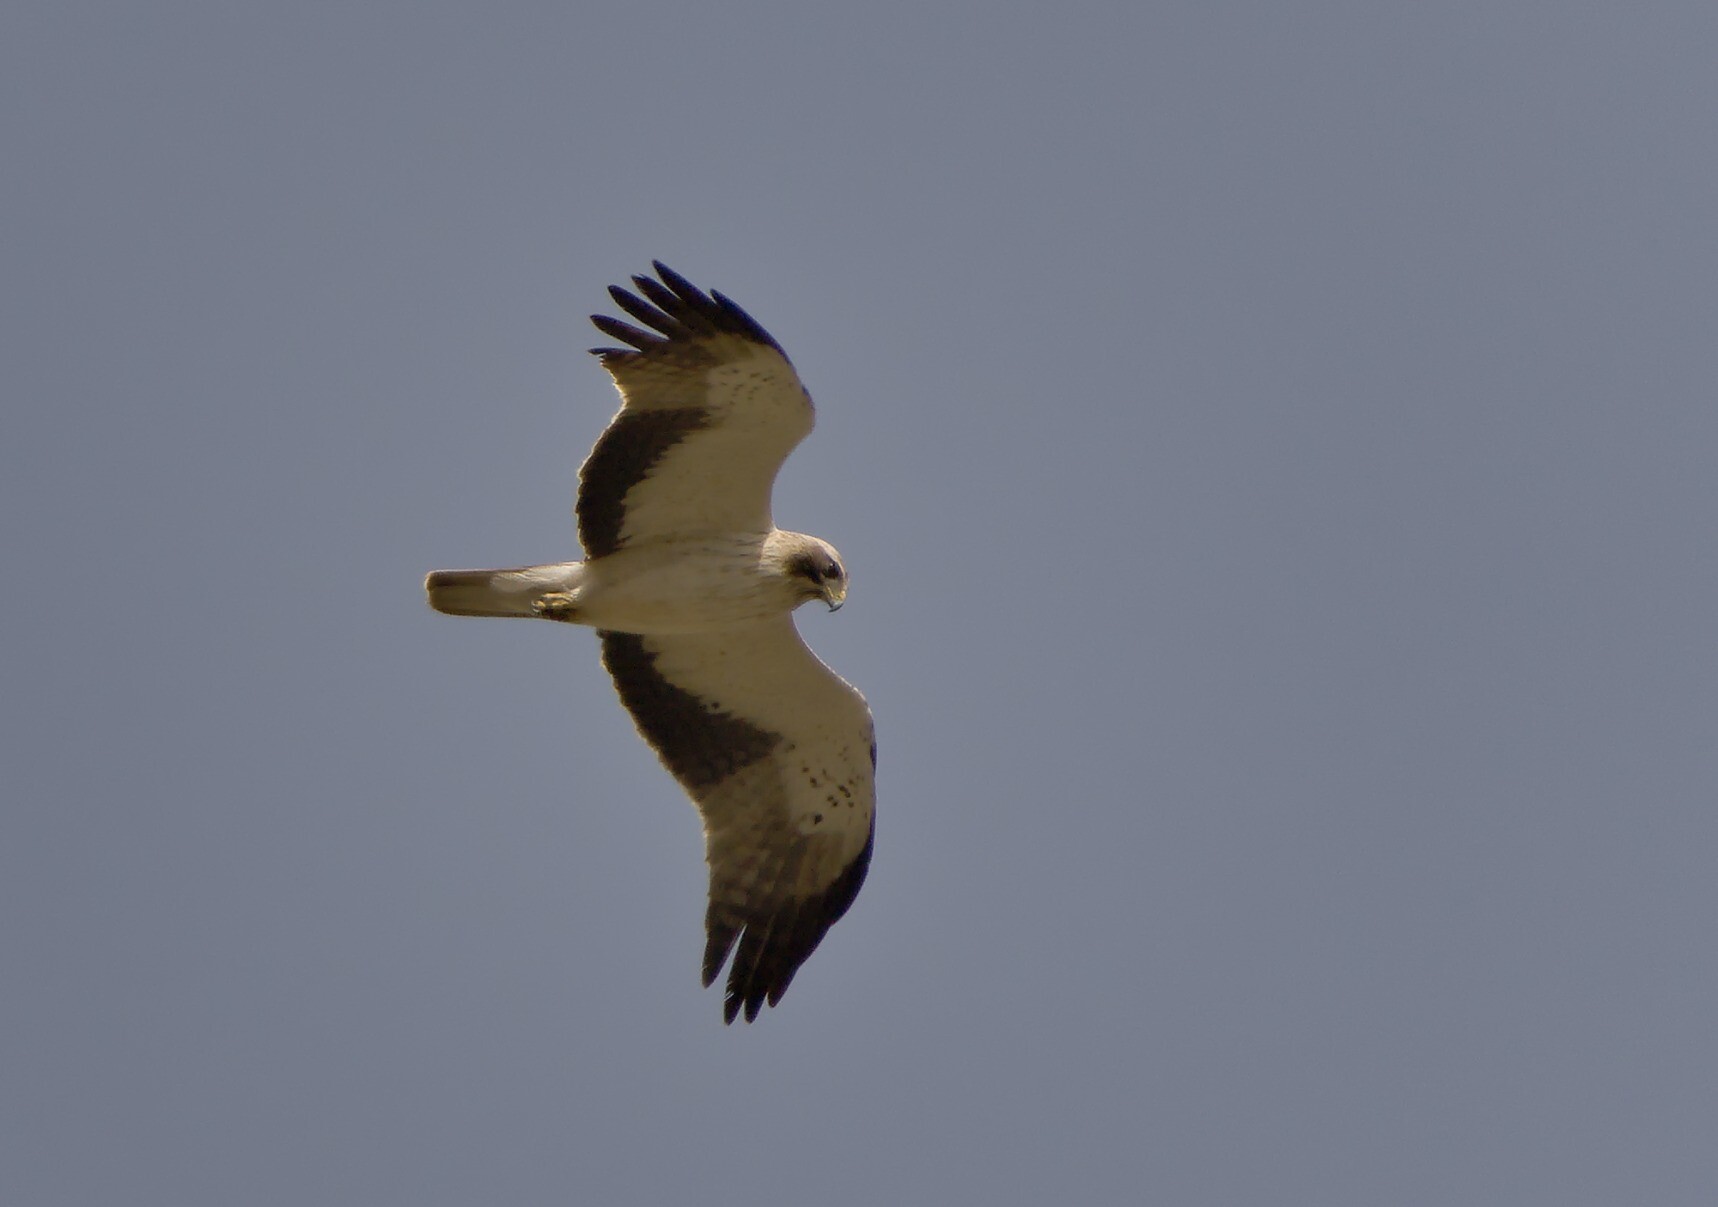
[
  {"xmin": 598, "ymin": 617, "xmax": 875, "ymax": 1023},
  {"xmin": 579, "ymin": 263, "xmax": 813, "ymax": 558}
]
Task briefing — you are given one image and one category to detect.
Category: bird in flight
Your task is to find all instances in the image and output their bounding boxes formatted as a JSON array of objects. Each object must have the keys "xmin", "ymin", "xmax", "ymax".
[{"xmin": 425, "ymin": 263, "xmax": 874, "ymax": 1023}]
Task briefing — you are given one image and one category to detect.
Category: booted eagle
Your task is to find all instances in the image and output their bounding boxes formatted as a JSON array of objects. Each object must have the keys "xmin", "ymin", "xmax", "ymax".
[{"xmin": 426, "ymin": 263, "xmax": 874, "ymax": 1023}]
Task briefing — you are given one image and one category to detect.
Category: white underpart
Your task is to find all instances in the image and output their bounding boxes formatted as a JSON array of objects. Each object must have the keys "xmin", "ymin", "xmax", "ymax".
[{"xmin": 565, "ymin": 532, "xmax": 824, "ymax": 635}]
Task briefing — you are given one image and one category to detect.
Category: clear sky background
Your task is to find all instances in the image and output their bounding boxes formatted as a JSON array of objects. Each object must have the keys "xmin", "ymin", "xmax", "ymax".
[{"xmin": 5, "ymin": 3, "xmax": 1716, "ymax": 1204}]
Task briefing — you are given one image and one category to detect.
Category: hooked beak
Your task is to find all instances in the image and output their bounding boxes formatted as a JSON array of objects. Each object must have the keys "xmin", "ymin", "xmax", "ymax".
[{"xmin": 822, "ymin": 580, "xmax": 847, "ymax": 612}]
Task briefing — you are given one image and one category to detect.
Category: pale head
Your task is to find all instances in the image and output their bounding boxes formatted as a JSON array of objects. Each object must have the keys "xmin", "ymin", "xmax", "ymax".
[{"xmin": 766, "ymin": 531, "xmax": 849, "ymax": 612}]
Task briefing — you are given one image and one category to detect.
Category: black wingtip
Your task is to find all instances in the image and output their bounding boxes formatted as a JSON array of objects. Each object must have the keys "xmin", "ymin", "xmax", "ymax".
[
  {"xmin": 651, "ymin": 260, "xmax": 700, "ymax": 298},
  {"xmin": 701, "ymin": 819, "xmax": 876, "ymax": 1025},
  {"xmin": 589, "ymin": 314, "xmax": 665, "ymax": 353},
  {"xmin": 720, "ymin": 985, "xmax": 767, "ymax": 1025},
  {"xmin": 708, "ymin": 289, "xmax": 780, "ymax": 351},
  {"xmin": 587, "ymin": 263, "xmax": 786, "ymax": 358}
]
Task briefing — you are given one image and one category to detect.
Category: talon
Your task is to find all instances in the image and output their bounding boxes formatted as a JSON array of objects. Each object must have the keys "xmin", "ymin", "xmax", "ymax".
[{"xmin": 533, "ymin": 592, "xmax": 580, "ymax": 620}]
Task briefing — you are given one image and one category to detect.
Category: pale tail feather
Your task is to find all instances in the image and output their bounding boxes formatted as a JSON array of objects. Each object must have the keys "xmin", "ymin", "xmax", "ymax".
[{"xmin": 424, "ymin": 562, "xmax": 583, "ymax": 618}]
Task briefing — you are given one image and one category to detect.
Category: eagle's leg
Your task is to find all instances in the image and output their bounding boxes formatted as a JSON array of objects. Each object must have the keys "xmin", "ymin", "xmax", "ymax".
[{"xmin": 531, "ymin": 592, "xmax": 583, "ymax": 622}]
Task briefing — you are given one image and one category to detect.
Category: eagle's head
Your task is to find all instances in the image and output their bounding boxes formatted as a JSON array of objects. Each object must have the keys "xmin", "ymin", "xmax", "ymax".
[{"xmin": 769, "ymin": 532, "xmax": 848, "ymax": 612}]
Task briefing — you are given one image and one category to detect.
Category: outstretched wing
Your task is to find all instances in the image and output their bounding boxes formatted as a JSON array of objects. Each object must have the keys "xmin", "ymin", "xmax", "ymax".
[
  {"xmin": 579, "ymin": 263, "xmax": 813, "ymax": 558},
  {"xmin": 598, "ymin": 617, "xmax": 875, "ymax": 1023}
]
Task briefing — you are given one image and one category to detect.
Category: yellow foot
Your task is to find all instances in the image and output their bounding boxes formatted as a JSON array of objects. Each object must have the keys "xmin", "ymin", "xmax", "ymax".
[{"xmin": 532, "ymin": 592, "xmax": 581, "ymax": 621}]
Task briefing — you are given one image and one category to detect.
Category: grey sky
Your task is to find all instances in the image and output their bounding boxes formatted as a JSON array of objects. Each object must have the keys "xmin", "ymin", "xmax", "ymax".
[{"xmin": 5, "ymin": 3, "xmax": 1716, "ymax": 1204}]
